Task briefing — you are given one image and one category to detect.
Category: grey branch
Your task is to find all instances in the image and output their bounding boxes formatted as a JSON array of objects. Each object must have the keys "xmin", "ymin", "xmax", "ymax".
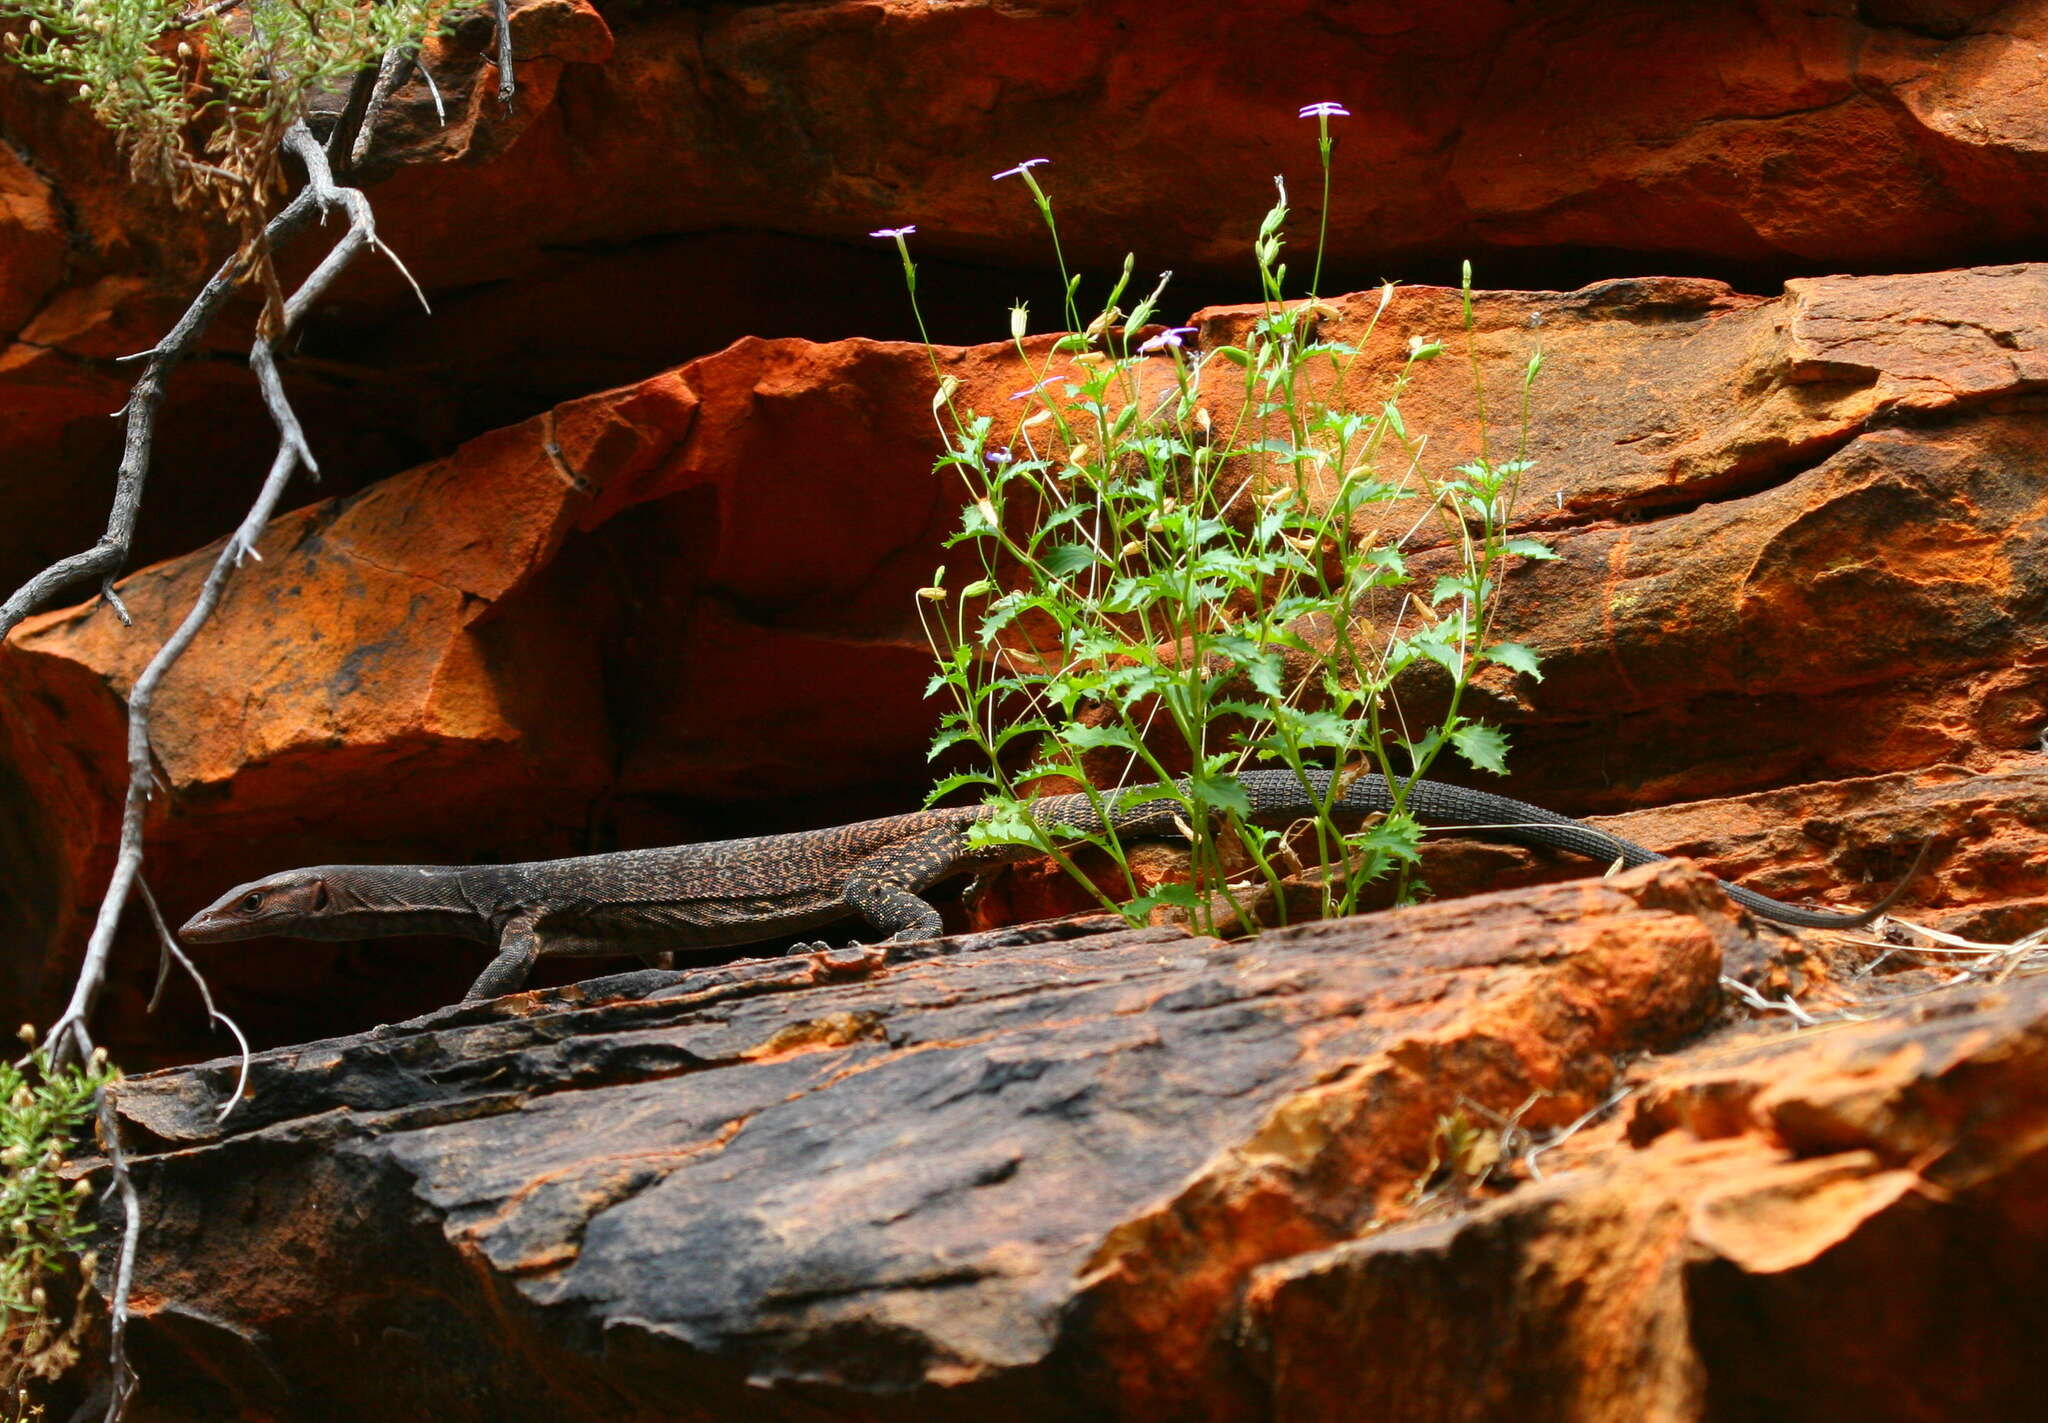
[
  {"xmin": 138, "ymin": 878, "xmax": 250, "ymax": 1123},
  {"xmin": 94, "ymin": 1094, "xmax": 141, "ymax": 1423},
  {"xmin": 494, "ymin": 0, "xmax": 516, "ymax": 111},
  {"xmin": 353, "ymin": 45, "xmax": 418, "ymax": 165},
  {"xmin": 41, "ymin": 122, "xmax": 398, "ymax": 1071},
  {"xmin": 0, "ymin": 194, "xmax": 320, "ymax": 641}
]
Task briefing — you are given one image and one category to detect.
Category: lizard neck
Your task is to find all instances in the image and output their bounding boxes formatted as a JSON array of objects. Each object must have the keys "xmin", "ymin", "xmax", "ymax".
[{"xmin": 294, "ymin": 865, "xmax": 496, "ymax": 942}]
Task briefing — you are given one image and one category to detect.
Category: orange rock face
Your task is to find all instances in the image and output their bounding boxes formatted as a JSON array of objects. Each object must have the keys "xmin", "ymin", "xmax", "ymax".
[
  {"xmin": 5, "ymin": 263, "xmax": 2048, "ymax": 1054},
  {"xmin": 88, "ymin": 861, "xmax": 2048, "ymax": 1422},
  {"xmin": 3, "ymin": 4, "xmax": 2048, "ymax": 1419},
  {"xmin": 9, "ymin": 1, "xmax": 2048, "ymax": 620}
]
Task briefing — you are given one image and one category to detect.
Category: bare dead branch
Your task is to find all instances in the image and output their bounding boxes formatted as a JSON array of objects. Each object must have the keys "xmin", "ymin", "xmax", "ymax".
[
  {"xmin": 136, "ymin": 879, "xmax": 250, "ymax": 1123},
  {"xmin": 93, "ymin": 1094, "xmax": 140, "ymax": 1423},
  {"xmin": 325, "ymin": 59, "xmax": 383, "ymax": 170},
  {"xmin": 42, "ymin": 121, "xmax": 390, "ymax": 1070},
  {"xmin": 493, "ymin": 0, "xmax": 516, "ymax": 112},
  {"xmin": 415, "ymin": 52, "xmax": 448, "ymax": 126},
  {"xmin": 0, "ymin": 191, "xmax": 322, "ymax": 641},
  {"xmin": 353, "ymin": 44, "xmax": 418, "ymax": 166}
]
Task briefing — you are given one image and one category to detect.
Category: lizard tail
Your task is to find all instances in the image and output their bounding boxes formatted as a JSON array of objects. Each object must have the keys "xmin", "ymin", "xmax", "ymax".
[{"xmin": 1052, "ymin": 768, "xmax": 1927, "ymax": 930}]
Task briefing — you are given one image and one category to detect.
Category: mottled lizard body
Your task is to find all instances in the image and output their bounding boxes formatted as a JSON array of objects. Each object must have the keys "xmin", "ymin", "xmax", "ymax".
[{"xmin": 181, "ymin": 770, "xmax": 1917, "ymax": 1001}]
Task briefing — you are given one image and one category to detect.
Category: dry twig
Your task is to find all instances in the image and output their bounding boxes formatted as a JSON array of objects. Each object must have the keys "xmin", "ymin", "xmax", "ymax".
[
  {"xmin": 42, "ymin": 122, "xmax": 416, "ymax": 1071},
  {"xmin": 90, "ymin": 1097, "xmax": 139, "ymax": 1423}
]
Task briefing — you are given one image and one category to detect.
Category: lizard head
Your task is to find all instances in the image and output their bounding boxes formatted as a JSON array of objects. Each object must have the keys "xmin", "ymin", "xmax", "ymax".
[{"xmin": 180, "ymin": 871, "xmax": 332, "ymax": 943}]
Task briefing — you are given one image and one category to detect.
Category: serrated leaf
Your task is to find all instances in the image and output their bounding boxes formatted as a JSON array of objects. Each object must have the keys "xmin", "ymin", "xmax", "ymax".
[
  {"xmin": 1483, "ymin": 642, "xmax": 1544, "ymax": 680},
  {"xmin": 1430, "ymin": 574, "xmax": 1473, "ymax": 606},
  {"xmin": 1501, "ymin": 537, "xmax": 1559, "ymax": 561},
  {"xmin": 1059, "ymin": 724, "xmax": 1142, "ymax": 753},
  {"xmin": 1449, "ymin": 722, "xmax": 1511, "ymax": 775},
  {"xmin": 1040, "ymin": 541, "xmax": 1099, "ymax": 577},
  {"xmin": 925, "ymin": 771, "xmax": 1000, "ymax": 805},
  {"xmin": 927, "ymin": 726, "xmax": 980, "ymax": 759},
  {"xmin": 1188, "ymin": 772, "xmax": 1254, "ymax": 820}
]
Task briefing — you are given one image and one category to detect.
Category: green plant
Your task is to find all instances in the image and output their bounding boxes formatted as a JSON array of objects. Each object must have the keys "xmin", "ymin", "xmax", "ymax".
[
  {"xmin": 896, "ymin": 104, "xmax": 1552, "ymax": 934},
  {"xmin": 0, "ymin": 0, "xmax": 468, "ymax": 250},
  {"xmin": 0, "ymin": 1028, "xmax": 118, "ymax": 1398}
]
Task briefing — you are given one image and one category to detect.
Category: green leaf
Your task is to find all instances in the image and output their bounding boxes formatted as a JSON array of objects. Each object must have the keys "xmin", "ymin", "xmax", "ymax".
[
  {"xmin": 1245, "ymin": 652, "xmax": 1286, "ymax": 700},
  {"xmin": 1187, "ymin": 772, "xmax": 1254, "ymax": 820},
  {"xmin": 925, "ymin": 772, "xmax": 1001, "ymax": 804},
  {"xmin": 1129, "ymin": 882, "xmax": 1203, "ymax": 915},
  {"xmin": 927, "ymin": 725, "xmax": 981, "ymax": 759},
  {"xmin": 1449, "ymin": 722, "xmax": 1511, "ymax": 775},
  {"xmin": 1059, "ymin": 724, "xmax": 1142, "ymax": 753},
  {"xmin": 1349, "ymin": 816, "xmax": 1425, "ymax": 865},
  {"xmin": 1501, "ymin": 537, "xmax": 1559, "ymax": 561},
  {"xmin": 1040, "ymin": 542, "xmax": 1099, "ymax": 577},
  {"xmin": 1430, "ymin": 574, "xmax": 1473, "ymax": 606},
  {"xmin": 1483, "ymin": 642, "xmax": 1544, "ymax": 680}
]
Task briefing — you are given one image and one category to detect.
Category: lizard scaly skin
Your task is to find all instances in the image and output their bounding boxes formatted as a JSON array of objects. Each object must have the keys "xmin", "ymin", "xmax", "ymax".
[{"xmin": 180, "ymin": 770, "xmax": 1921, "ymax": 1001}]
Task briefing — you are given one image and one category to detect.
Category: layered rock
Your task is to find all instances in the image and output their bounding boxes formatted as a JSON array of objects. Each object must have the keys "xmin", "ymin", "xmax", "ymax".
[
  {"xmin": 9, "ymin": 0, "xmax": 2048, "ymax": 602},
  {"xmin": 7, "ymin": 264, "xmax": 2046, "ymax": 1055},
  {"xmin": 90, "ymin": 860, "xmax": 2048, "ymax": 1421}
]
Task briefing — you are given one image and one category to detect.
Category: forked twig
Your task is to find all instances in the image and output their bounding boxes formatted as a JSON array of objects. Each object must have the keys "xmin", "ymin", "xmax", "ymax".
[
  {"xmin": 42, "ymin": 122, "xmax": 415, "ymax": 1071},
  {"xmin": 93, "ymin": 1095, "xmax": 140, "ymax": 1423},
  {"xmin": 136, "ymin": 879, "xmax": 251, "ymax": 1124}
]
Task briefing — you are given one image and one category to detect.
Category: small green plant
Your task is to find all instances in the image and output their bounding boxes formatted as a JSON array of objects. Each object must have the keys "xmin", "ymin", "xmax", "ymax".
[
  {"xmin": 0, "ymin": 1028, "xmax": 118, "ymax": 1401},
  {"xmin": 893, "ymin": 102, "xmax": 1552, "ymax": 934},
  {"xmin": 1, "ymin": 0, "xmax": 468, "ymax": 254}
]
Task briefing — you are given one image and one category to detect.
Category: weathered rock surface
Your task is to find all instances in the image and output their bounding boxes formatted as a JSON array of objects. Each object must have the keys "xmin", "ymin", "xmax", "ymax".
[
  {"xmin": 88, "ymin": 861, "xmax": 2048, "ymax": 1421},
  {"xmin": 6, "ymin": 265, "xmax": 2046, "ymax": 1056},
  {"xmin": 10, "ymin": 0, "xmax": 2048, "ymax": 603},
  {"xmin": 95, "ymin": 863, "xmax": 1728, "ymax": 1420},
  {"xmin": 3, "ymin": 9, "xmax": 2046, "ymax": 1414},
  {"xmin": 1246, "ymin": 951, "xmax": 2048, "ymax": 1423}
]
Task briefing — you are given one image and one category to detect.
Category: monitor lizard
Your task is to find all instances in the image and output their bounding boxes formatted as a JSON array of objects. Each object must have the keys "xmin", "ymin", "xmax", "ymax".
[{"xmin": 179, "ymin": 769, "xmax": 1922, "ymax": 1001}]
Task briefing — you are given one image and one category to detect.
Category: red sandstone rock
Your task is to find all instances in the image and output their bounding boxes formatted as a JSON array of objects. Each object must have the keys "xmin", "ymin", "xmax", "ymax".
[
  {"xmin": 1247, "ymin": 959, "xmax": 2048, "ymax": 1423},
  {"xmin": 73, "ymin": 864, "xmax": 2048, "ymax": 1421},
  {"xmin": 91, "ymin": 863, "xmax": 1735, "ymax": 1421},
  {"xmin": 8, "ymin": 1, "xmax": 2048, "ymax": 611},
  {"xmin": 5, "ymin": 267, "xmax": 2047, "ymax": 1057}
]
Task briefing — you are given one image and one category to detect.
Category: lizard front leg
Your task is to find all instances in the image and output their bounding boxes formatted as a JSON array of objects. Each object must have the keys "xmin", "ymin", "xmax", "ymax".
[
  {"xmin": 787, "ymin": 824, "xmax": 965, "ymax": 954},
  {"xmin": 842, "ymin": 877, "xmax": 944, "ymax": 943},
  {"xmin": 465, "ymin": 910, "xmax": 544, "ymax": 1001}
]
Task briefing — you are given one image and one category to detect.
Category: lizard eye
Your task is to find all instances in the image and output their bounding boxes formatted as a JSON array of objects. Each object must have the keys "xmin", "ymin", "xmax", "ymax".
[{"xmin": 238, "ymin": 891, "xmax": 264, "ymax": 913}]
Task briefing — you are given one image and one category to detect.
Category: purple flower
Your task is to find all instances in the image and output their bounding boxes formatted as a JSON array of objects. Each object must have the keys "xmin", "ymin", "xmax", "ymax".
[
  {"xmin": 1138, "ymin": 326, "xmax": 1198, "ymax": 354},
  {"xmin": 985, "ymin": 449, "xmax": 1014, "ymax": 466},
  {"xmin": 992, "ymin": 159, "xmax": 1051, "ymax": 181},
  {"xmin": 1298, "ymin": 102, "xmax": 1351, "ymax": 119},
  {"xmin": 1010, "ymin": 377, "xmax": 1062, "ymax": 400},
  {"xmin": 870, "ymin": 225, "xmax": 917, "ymax": 238}
]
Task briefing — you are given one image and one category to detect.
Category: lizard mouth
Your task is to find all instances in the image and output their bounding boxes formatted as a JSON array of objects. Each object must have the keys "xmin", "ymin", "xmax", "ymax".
[{"xmin": 179, "ymin": 908, "xmax": 261, "ymax": 944}]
